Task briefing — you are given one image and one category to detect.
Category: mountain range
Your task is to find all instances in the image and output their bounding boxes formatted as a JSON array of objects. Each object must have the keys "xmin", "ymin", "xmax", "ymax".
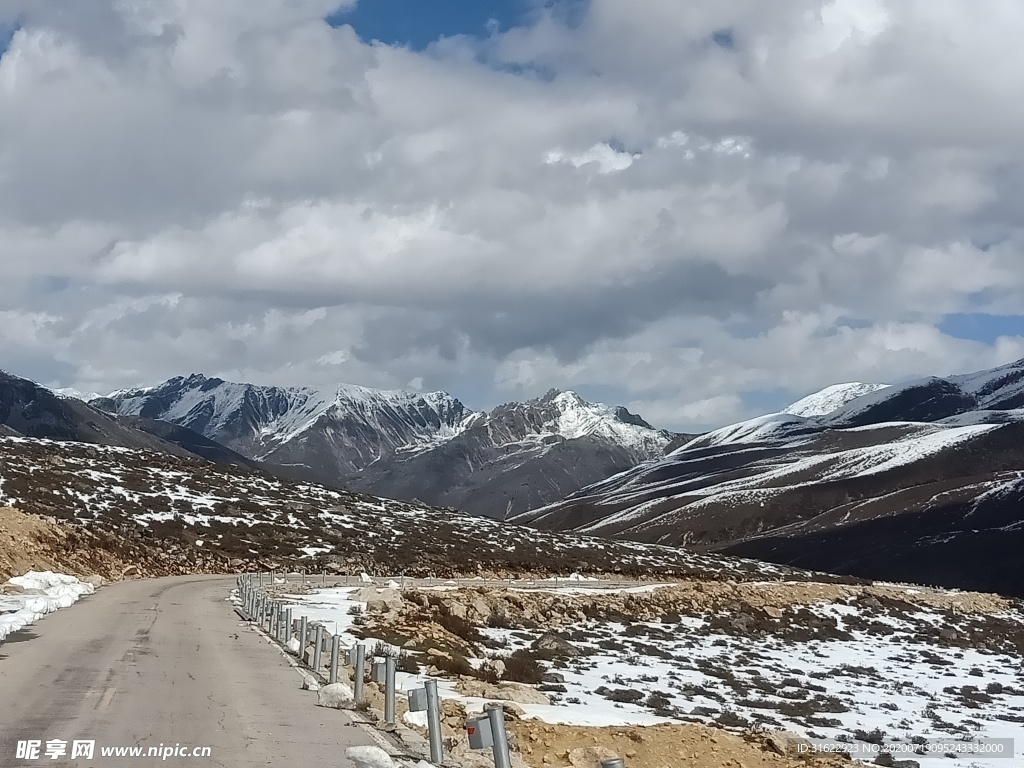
[
  {"xmin": 514, "ymin": 359, "xmax": 1024, "ymax": 595},
  {"xmin": 6, "ymin": 357, "xmax": 1024, "ymax": 595},
  {"xmin": 91, "ymin": 375, "xmax": 676, "ymax": 517}
]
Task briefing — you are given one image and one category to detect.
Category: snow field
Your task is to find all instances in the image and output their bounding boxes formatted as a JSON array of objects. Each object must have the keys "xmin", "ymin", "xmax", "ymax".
[{"xmin": 279, "ymin": 585, "xmax": 1024, "ymax": 768}]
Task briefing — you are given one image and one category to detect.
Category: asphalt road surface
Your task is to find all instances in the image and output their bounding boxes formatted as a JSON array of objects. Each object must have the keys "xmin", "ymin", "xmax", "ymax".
[{"xmin": 0, "ymin": 574, "xmax": 376, "ymax": 767}]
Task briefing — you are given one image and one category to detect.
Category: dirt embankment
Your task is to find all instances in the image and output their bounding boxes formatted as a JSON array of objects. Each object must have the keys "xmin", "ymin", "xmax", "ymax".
[
  {"xmin": 387, "ymin": 579, "xmax": 1012, "ymax": 637},
  {"xmin": 349, "ymin": 654, "xmax": 855, "ymax": 768},
  {"xmin": 509, "ymin": 721, "xmax": 852, "ymax": 768},
  {"xmin": 0, "ymin": 506, "xmax": 223, "ymax": 582}
]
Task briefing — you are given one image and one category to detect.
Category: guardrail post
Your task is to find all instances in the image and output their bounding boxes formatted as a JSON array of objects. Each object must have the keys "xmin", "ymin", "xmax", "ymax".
[
  {"xmin": 354, "ymin": 644, "xmax": 366, "ymax": 705},
  {"xmin": 312, "ymin": 625, "xmax": 323, "ymax": 674},
  {"xmin": 330, "ymin": 634, "xmax": 341, "ymax": 684},
  {"xmin": 299, "ymin": 616, "xmax": 308, "ymax": 657},
  {"xmin": 424, "ymin": 679, "xmax": 443, "ymax": 765},
  {"xmin": 601, "ymin": 760, "xmax": 626, "ymax": 768},
  {"xmin": 487, "ymin": 704, "xmax": 512, "ymax": 768},
  {"xmin": 384, "ymin": 655, "xmax": 397, "ymax": 726},
  {"xmin": 284, "ymin": 609, "xmax": 293, "ymax": 644}
]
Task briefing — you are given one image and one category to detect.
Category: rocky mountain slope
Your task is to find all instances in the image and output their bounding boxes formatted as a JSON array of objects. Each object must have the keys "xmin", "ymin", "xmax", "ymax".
[
  {"xmin": 0, "ymin": 370, "xmax": 260, "ymax": 470},
  {"xmin": 515, "ymin": 359, "xmax": 1024, "ymax": 596},
  {"xmin": 94, "ymin": 376, "xmax": 673, "ymax": 517},
  {"xmin": 0, "ymin": 433, "xmax": 841, "ymax": 582}
]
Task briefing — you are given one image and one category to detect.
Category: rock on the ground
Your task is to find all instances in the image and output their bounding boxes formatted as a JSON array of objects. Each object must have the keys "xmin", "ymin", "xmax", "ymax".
[
  {"xmin": 354, "ymin": 586, "xmax": 404, "ymax": 611},
  {"xmin": 766, "ymin": 730, "xmax": 813, "ymax": 756},
  {"xmin": 403, "ymin": 710, "xmax": 427, "ymax": 728},
  {"xmin": 84, "ymin": 574, "xmax": 105, "ymax": 588},
  {"xmin": 568, "ymin": 746, "xmax": 621, "ymax": 767},
  {"xmin": 346, "ymin": 745, "xmax": 398, "ymax": 768},
  {"xmin": 532, "ymin": 631, "xmax": 583, "ymax": 657},
  {"xmin": 455, "ymin": 679, "xmax": 551, "ymax": 705},
  {"xmin": 317, "ymin": 682, "xmax": 354, "ymax": 707},
  {"xmin": 301, "ymin": 673, "xmax": 320, "ymax": 691}
]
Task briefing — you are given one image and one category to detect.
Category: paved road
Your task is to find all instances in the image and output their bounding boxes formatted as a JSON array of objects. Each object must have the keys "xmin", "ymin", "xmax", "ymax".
[{"xmin": 0, "ymin": 575, "xmax": 376, "ymax": 767}]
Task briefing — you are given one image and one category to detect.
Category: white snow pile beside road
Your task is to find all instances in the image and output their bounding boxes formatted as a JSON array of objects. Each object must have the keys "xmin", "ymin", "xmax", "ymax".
[{"xmin": 0, "ymin": 571, "xmax": 95, "ymax": 642}]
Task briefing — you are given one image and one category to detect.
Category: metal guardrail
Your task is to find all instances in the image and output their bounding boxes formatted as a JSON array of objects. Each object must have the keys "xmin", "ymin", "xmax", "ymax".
[{"xmin": 235, "ymin": 572, "xmax": 631, "ymax": 767}]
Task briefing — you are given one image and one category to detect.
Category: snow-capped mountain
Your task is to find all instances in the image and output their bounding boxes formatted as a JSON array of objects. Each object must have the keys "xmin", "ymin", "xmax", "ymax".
[
  {"xmin": 94, "ymin": 374, "xmax": 476, "ymax": 477},
  {"xmin": 782, "ymin": 382, "xmax": 890, "ymax": 417},
  {"xmin": 351, "ymin": 388, "xmax": 673, "ymax": 518},
  {"xmin": 94, "ymin": 377, "xmax": 673, "ymax": 517},
  {"xmin": 514, "ymin": 358, "xmax": 1024, "ymax": 596},
  {"xmin": 0, "ymin": 370, "xmax": 261, "ymax": 470}
]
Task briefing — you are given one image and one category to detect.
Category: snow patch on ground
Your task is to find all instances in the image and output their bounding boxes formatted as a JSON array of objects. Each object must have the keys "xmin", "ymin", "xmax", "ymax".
[
  {"xmin": 283, "ymin": 585, "xmax": 1024, "ymax": 768},
  {"xmin": 0, "ymin": 571, "xmax": 95, "ymax": 642}
]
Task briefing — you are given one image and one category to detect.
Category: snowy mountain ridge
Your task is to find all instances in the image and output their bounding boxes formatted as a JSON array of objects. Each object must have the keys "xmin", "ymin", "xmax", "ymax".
[
  {"xmin": 102, "ymin": 374, "xmax": 476, "ymax": 462},
  {"xmin": 94, "ymin": 375, "xmax": 673, "ymax": 517},
  {"xmin": 515, "ymin": 357, "xmax": 1024, "ymax": 597},
  {"xmin": 782, "ymin": 382, "xmax": 891, "ymax": 417}
]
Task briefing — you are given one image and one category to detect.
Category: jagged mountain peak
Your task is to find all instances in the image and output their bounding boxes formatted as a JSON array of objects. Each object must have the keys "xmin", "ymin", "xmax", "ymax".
[
  {"xmin": 98, "ymin": 375, "xmax": 474, "ymax": 465},
  {"xmin": 487, "ymin": 388, "xmax": 668, "ymax": 448},
  {"xmin": 95, "ymin": 373, "xmax": 672, "ymax": 518}
]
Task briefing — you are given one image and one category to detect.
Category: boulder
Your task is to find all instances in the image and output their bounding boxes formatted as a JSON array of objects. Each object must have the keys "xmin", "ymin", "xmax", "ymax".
[
  {"xmin": 84, "ymin": 574, "xmax": 105, "ymax": 589},
  {"xmin": 531, "ymin": 632, "xmax": 582, "ymax": 657},
  {"xmin": 568, "ymin": 746, "xmax": 620, "ymax": 767},
  {"xmin": 469, "ymin": 597, "xmax": 491, "ymax": 621},
  {"xmin": 766, "ymin": 730, "xmax": 813, "ymax": 757},
  {"xmin": 317, "ymin": 682, "xmax": 353, "ymax": 708},
  {"xmin": 354, "ymin": 587, "xmax": 403, "ymax": 612},
  {"xmin": 455, "ymin": 680, "xmax": 551, "ymax": 706}
]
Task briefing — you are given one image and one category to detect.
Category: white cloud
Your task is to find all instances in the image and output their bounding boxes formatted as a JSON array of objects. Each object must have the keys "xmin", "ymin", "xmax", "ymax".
[{"xmin": 2, "ymin": 0, "xmax": 1024, "ymax": 429}]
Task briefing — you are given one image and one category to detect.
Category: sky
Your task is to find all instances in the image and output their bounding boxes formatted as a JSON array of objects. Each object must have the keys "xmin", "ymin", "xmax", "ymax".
[{"xmin": 2, "ymin": 0, "xmax": 1024, "ymax": 431}]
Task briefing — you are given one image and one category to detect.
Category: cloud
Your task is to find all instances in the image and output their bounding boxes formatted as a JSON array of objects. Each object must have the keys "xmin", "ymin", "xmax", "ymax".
[{"xmin": 2, "ymin": 0, "xmax": 1024, "ymax": 429}]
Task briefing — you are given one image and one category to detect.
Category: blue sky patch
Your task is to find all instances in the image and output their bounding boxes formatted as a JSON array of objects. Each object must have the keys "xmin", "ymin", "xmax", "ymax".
[
  {"xmin": 0, "ymin": 22, "xmax": 19, "ymax": 59},
  {"xmin": 940, "ymin": 312, "xmax": 1024, "ymax": 343},
  {"xmin": 328, "ymin": 0, "xmax": 531, "ymax": 50},
  {"xmin": 711, "ymin": 28, "xmax": 735, "ymax": 49}
]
